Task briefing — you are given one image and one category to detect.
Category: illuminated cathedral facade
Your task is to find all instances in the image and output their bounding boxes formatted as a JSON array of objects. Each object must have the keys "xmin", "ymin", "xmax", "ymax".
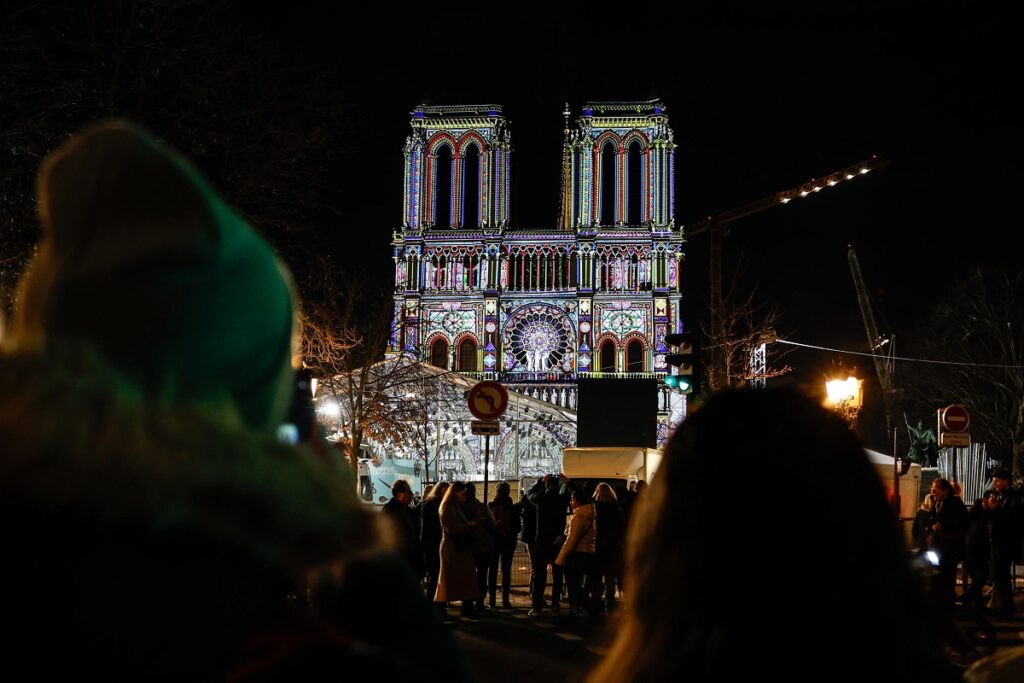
[{"xmin": 390, "ymin": 101, "xmax": 685, "ymax": 470}]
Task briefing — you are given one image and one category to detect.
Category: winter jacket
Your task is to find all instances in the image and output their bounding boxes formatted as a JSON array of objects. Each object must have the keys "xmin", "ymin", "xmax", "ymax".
[
  {"xmin": 594, "ymin": 499, "xmax": 625, "ymax": 574},
  {"xmin": 489, "ymin": 495, "xmax": 521, "ymax": 546},
  {"xmin": 556, "ymin": 502, "xmax": 597, "ymax": 566},
  {"xmin": 0, "ymin": 351, "xmax": 471, "ymax": 681},
  {"xmin": 529, "ymin": 480, "xmax": 571, "ymax": 544}
]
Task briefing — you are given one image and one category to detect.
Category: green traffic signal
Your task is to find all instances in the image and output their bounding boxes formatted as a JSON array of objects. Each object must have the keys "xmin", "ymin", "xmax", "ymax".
[{"xmin": 663, "ymin": 374, "xmax": 691, "ymax": 392}]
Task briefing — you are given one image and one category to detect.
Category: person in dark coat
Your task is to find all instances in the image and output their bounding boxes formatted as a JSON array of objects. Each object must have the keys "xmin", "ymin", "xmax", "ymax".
[
  {"xmin": 528, "ymin": 473, "xmax": 571, "ymax": 616},
  {"xmin": 463, "ymin": 483, "xmax": 496, "ymax": 612},
  {"xmin": 984, "ymin": 469, "xmax": 1022, "ymax": 618},
  {"xmin": 420, "ymin": 481, "xmax": 450, "ymax": 613},
  {"xmin": 521, "ymin": 482, "xmax": 539, "ymax": 602},
  {"xmin": 930, "ymin": 478, "xmax": 968, "ymax": 603},
  {"xmin": 382, "ymin": 479, "xmax": 425, "ymax": 580},
  {"xmin": 488, "ymin": 482, "xmax": 521, "ymax": 608},
  {"xmin": 592, "ymin": 482, "xmax": 625, "ymax": 614},
  {"xmin": 961, "ymin": 498, "xmax": 991, "ymax": 609}
]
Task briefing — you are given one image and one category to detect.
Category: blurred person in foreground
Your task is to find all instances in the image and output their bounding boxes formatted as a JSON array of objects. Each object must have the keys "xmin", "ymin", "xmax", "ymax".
[
  {"xmin": 0, "ymin": 121, "xmax": 470, "ymax": 681},
  {"xmin": 589, "ymin": 388, "xmax": 960, "ymax": 683}
]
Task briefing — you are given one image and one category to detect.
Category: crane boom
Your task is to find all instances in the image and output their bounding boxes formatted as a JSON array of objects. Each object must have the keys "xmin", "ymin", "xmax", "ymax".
[
  {"xmin": 847, "ymin": 246, "xmax": 892, "ymax": 395},
  {"xmin": 684, "ymin": 155, "xmax": 888, "ymax": 391},
  {"xmin": 685, "ymin": 156, "xmax": 889, "ymax": 238}
]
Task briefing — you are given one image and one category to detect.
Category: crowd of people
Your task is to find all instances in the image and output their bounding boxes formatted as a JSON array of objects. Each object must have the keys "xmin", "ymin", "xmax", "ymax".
[
  {"xmin": 3, "ymin": 121, "xmax": 1022, "ymax": 680},
  {"xmin": 381, "ymin": 467, "xmax": 643, "ymax": 623},
  {"xmin": 911, "ymin": 469, "xmax": 1022, "ymax": 620}
]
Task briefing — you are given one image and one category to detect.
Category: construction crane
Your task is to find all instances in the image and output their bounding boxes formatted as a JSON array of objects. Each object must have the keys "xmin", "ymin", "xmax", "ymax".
[
  {"xmin": 849, "ymin": 245, "xmax": 909, "ymax": 512},
  {"xmin": 848, "ymin": 246, "xmax": 895, "ymax": 402},
  {"xmin": 685, "ymin": 156, "xmax": 889, "ymax": 390}
]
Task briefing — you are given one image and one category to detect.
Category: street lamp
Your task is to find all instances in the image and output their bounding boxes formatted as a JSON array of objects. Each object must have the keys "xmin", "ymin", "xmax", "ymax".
[{"xmin": 824, "ymin": 375, "xmax": 863, "ymax": 425}]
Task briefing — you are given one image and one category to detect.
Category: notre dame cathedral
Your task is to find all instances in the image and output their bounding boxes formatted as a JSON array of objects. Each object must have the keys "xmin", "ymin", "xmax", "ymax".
[{"xmin": 389, "ymin": 100, "xmax": 686, "ymax": 474}]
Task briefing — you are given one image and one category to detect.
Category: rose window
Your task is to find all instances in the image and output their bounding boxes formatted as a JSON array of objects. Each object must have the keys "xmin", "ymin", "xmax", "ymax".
[{"xmin": 504, "ymin": 304, "xmax": 573, "ymax": 372}]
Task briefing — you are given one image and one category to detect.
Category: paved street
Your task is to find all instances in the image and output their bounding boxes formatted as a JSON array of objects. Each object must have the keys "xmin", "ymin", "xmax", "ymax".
[
  {"xmin": 440, "ymin": 586, "xmax": 1024, "ymax": 682},
  {"xmin": 445, "ymin": 590, "xmax": 613, "ymax": 683}
]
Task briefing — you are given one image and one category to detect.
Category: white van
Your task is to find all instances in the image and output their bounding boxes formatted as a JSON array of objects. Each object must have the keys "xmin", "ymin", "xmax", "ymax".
[{"xmin": 561, "ymin": 446, "xmax": 663, "ymax": 491}]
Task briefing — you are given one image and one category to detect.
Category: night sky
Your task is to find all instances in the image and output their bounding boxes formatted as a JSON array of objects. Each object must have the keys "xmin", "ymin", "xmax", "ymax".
[
  {"xmin": 8, "ymin": 3, "xmax": 1012, "ymax": 435},
  {"xmin": 241, "ymin": 4, "xmax": 1016, "ymax": 406}
]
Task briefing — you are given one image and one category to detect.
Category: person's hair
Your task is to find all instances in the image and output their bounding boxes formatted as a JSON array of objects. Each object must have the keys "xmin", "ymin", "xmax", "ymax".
[
  {"xmin": 933, "ymin": 478, "xmax": 953, "ymax": 495},
  {"xmin": 465, "ymin": 482, "xmax": 476, "ymax": 499},
  {"xmin": 546, "ymin": 476, "xmax": 559, "ymax": 490},
  {"xmin": 492, "ymin": 481, "xmax": 511, "ymax": 502},
  {"xmin": 571, "ymin": 487, "xmax": 589, "ymax": 506},
  {"xmin": 425, "ymin": 481, "xmax": 449, "ymax": 502},
  {"xmin": 439, "ymin": 481, "xmax": 466, "ymax": 517},
  {"xmin": 422, "ymin": 484, "xmax": 434, "ymax": 500},
  {"xmin": 920, "ymin": 493, "xmax": 935, "ymax": 511},
  {"xmin": 593, "ymin": 482, "xmax": 617, "ymax": 503},
  {"xmin": 589, "ymin": 388, "xmax": 955, "ymax": 683},
  {"xmin": 391, "ymin": 479, "xmax": 411, "ymax": 496}
]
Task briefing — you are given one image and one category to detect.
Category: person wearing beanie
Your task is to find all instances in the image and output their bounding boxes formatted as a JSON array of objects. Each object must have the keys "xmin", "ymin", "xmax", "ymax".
[{"xmin": 0, "ymin": 122, "xmax": 471, "ymax": 680}]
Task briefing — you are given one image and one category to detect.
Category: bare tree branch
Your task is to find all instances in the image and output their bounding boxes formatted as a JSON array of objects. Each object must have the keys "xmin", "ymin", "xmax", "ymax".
[
  {"xmin": 907, "ymin": 268, "xmax": 1024, "ymax": 475},
  {"xmin": 701, "ymin": 271, "xmax": 793, "ymax": 392}
]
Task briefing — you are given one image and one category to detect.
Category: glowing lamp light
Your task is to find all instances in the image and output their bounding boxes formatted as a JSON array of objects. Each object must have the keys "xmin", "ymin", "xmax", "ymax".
[
  {"xmin": 860, "ymin": 168, "xmax": 869, "ymax": 174},
  {"xmin": 846, "ymin": 174, "xmax": 855, "ymax": 180},
  {"xmin": 781, "ymin": 197, "xmax": 791, "ymax": 204},
  {"xmin": 825, "ymin": 376, "xmax": 862, "ymax": 406},
  {"xmin": 318, "ymin": 401, "xmax": 341, "ymax": 419},
  {"xmin": 828, "ymin": 180, "xmax": 837, "ymax": 186}
]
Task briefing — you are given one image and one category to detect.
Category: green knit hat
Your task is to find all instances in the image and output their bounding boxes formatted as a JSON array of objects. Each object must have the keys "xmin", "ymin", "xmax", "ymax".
[{"xmin": 11, "ymin": 121, "xmax": 296, "ymax": 433}]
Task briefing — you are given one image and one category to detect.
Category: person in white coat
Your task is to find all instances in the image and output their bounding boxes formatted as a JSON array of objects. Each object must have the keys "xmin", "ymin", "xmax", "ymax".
[{"xmin": 555, "ymin": 488, "xmax": 597, "ymax": 618}]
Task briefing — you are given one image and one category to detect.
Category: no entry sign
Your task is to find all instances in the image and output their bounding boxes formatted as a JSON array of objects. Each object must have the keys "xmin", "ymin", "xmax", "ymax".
[{"xmin": 940, "ymin": 404, "xmax": 970, "ymax": 432}]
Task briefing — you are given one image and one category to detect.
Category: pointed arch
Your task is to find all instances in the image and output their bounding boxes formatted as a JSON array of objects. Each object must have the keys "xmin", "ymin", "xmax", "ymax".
[
  {"xmin": 432, "ymin": 144, "xmax": 454, "ymax": 229},
  {"xmin": 627, "ymin": 138, "xmax": 644, "ymax": 225},
  {"xmin": 461, "ymin": 142, "xmax": 481, "ymax": 229},
  {"xmin": 456, "ymin": 334, "xmax": 479, "ymax": 372},
  {"xmin": 599, "ymin": 140, "xmax": 617, "ymax": 227},
  {"xmin": 599, "ymin": 338, "xmax": 617, "ymax": 373},
  {"xmin": 429, "ymin": 336, "xmax": 450, "ymax": 370},
  {"xmin": 593, "ymin": 131, "xmax": 623, "ymax": 227},
  {"xmin": 626, "ymin": 338, "xmax": 645, "ymax": 372}
]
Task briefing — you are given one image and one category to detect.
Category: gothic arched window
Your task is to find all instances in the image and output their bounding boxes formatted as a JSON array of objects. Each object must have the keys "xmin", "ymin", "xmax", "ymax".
[
  {"xmin": 459, "ymin": 339, "xmax": 477, "ymax": 372},
  {"xmin": 599, "ymin": 340, "xmax": 616, "ymax": 373},
  {"xmin": 573, "ymin": 149, "xmax": 582, "ymax": 226},
  {"xmin": 430, "ymin": 338, "xmax": 449, "ymax": 370},
  {"xmin": 627, "ymin": 139, "xmax": 643, "ymax": 225},
  {"xmin": 600, "ymin": 141, "xmax": 616, "ymax": 227},
  {"xmin": 434, "ymin": 145, "xmax": 453, "ymax": 229},
  {"xmin": 462, "ymin": 144, "xmax": 480, "ymax": 229},
  {"xmin": 626, "ymin": 339, "xmax": 644, "ymax": 372}
]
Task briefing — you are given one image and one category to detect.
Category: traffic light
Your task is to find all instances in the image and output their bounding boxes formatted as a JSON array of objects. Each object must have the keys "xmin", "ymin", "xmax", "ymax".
[{"xmin": 664, "ymin": 332, "xmax": 699, "ymax": 394}]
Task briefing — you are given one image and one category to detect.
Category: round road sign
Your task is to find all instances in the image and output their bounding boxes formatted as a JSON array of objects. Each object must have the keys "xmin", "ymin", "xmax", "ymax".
[
  {"xmin": 941, "ymin": 404, "xmax": 970, "ymax": 432},
  {"xmin": 467, "ymin": 381, "xmax": 509, "ymax": 421}
]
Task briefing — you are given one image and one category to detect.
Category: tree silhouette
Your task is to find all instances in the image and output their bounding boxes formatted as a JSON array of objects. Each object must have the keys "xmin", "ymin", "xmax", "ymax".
[
  {"xmin": 908, "ymin": 268, "xmax": 1024, "ymax": 475},
  {"xmin": 1, "ymin": 1, "xmax": 348, "ymax": 313}
]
